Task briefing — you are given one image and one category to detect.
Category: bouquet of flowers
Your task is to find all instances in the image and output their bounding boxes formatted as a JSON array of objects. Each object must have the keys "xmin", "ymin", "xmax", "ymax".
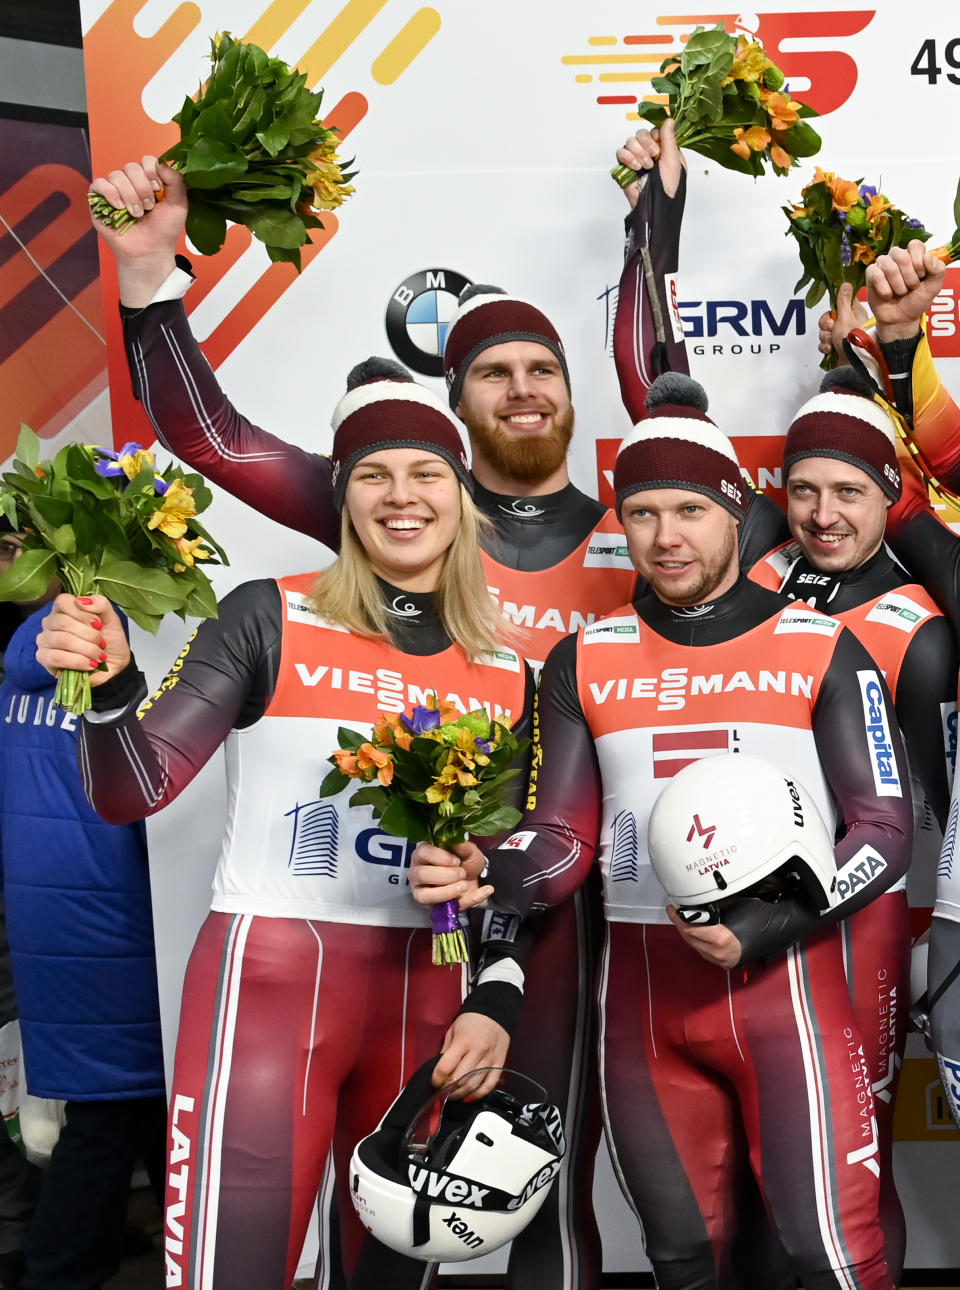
[
  {"xmin": 782, "ymin": 169, "xmax": 944, "ymax": 368},
  {"xmin": 611, "ymin": 25, "xmax": 821, "ymax": 187},
  {"xmin": 320, "ymin": 697, "xmax": 529, "ymax": 965},
  {"xmin": 88, "ymin": 32, "xmax": 356, "ymax": 269},
  {"xmin": 0, "ymin": 426, "xmax": 227, "ymax": 714}
]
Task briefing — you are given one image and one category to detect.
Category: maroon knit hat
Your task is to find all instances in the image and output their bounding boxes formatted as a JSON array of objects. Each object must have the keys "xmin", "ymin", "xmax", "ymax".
[
  {"xmin": 330, "ymin": 358, "xmax": 472, "ymax": 508},
  {"xmin": 783, "ymin": 369, "xmax": 901, "ymax": 500},
  {"xmin": 442, "ymin": 284, "xmax": 570, "ymax": 409},
  {"xmin": 614, "ymin": 374, "xmax": 747, "ymax": 519}
]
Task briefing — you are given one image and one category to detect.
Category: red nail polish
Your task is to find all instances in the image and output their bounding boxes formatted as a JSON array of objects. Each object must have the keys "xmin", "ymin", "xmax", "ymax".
[
  {"xmin": 98, "ymin": 639, "xmax": 106, "ymax": 649},
  {"xmin": 77, "ymin": 597, "xmax": 93, "ymax": 605},
  {"xmin": 89, "ymin": 659, "xmax": 98, "ymax": 669},
  {"xmin": 90, "ymin": 618, "xmax": 102, "ymax": 630},
  {"xmin": 99, "ymin": 652, "xmax": 107, "ymax": 662}
]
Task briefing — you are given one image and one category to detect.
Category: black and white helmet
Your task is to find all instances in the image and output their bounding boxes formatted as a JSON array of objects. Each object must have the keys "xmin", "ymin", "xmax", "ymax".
[
  {"xmin": 350, "ymin": 1058, "xmax": 565, "ymax": 1261},
  {"xmin": 647, "ymin": 753, "xmax": 838, "ymax": 924}
]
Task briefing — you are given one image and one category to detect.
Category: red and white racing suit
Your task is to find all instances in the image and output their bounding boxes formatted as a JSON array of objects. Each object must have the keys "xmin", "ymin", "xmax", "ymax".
[
  {"xmin": 485, "ymin": 578, "xmax": 913, "ymax": 1290},
  {"xmin": 78, "ymin": 575, "xmax": 530, "ymax": 1290},
  {"xmin": 749, "ymin": 541, "xmax": 956, "ymax": 1277}
]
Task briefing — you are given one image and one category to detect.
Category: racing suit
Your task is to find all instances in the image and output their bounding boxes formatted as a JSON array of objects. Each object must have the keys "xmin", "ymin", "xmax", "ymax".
[
  {"xmin": 484, "ymin": 576, "xmax": 913, "ymax": 1290},
  {"xmin": 749, "ymin": 540, "xmax": 956, "ymax": 1277},
  {"xmin": 77, "ymin": 575, "xmax": 532, "ymax": 1290}
]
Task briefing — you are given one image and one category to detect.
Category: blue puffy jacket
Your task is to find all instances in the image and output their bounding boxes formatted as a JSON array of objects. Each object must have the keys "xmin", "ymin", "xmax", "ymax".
[{"xmin": 0, "ymin": 607, "xmax": 164, "ymax": 1099}]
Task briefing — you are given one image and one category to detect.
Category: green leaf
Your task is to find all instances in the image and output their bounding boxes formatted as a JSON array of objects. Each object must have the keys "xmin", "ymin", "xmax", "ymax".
[
  {"xmin": 804, "ymin": 279, "xmax": 828, "ymax": 308},
  {"xmin": 681, "ymin": 26, "xmax": 733, "ymax": 75},
  {"xmin": 336, "ymin": 725, "xmax": 368, "ymax": 751},
  {"xmin": 31, "ymin": 495, "xmax": 74, "ymax": 527},
  {"xmin": 245, "ymin": 204, "xmax": 309, "ymax": 249},
  {"xmin": 50, "ymin": 523, "xmax": 76, "ymax": 555},
  {"xmin": 637, "ymin": 102, "xmax": 669, "ymax": 130},
  {"xmin": 183, "ymin": 138, "xmax": 249, "ymax": 189},
  {"xmin": 181, "ymin": 575, "xmax": 219, "ymax": 620},
  {"xmin": 348, "ymin": 783, "xmax": 389, "ymax": 811},
  {"xmin": 463, "ymin": 805, "xmax": 523, "ymax": 837},
  {"xmin": 117, "ymin": 604, "xmax": 164, "ymax": 635},
  {"xmin": 265, "ymin": 244, "xmax": 304, "ymax": 270},
  {"xmin": 15, "ymin": 425, "xmax": 39, "ymax": 472},
  {"xmin": 255, "ymin": 121, "xmax": 291, "ymax": 157},
  {"xmin": 0, "ymin": 547, "xmax": 56, "ymax": 604},
  {"xmin": 378, "ymin": 794, "xmax": 432, "ymax": 842},
  {"xmin": 94, "ymin": 558, "xmax": 188, "ymax": 616},
  {"xmin": 184, "ymin": 199, "xmax": 229, "ymax": 256},
  {"xmin": 780, "ymin": 119, "xmax": 822, "ymax": 158},
  {"xmin": 191, "ymin": 103, "xmax": 237, "ymax": 144},
  {"xmin": 319, "ymin": 767, "xmax": 349, "ymax": 797},
  {"xmin": 953, "ymin": 175, "xmax": 960, "ymax": 233},
  {"xmin": 228, "ymin": 183, "xmax": 298, "ymax": 202}
]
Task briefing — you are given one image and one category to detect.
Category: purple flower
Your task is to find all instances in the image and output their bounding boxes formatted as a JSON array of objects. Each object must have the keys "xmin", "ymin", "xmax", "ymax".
[
  {"xmin": 93, "ymin": 442, "xmax": 143, "ymax": 478},
  {"xmin": 859, "ymin": 183, "xmax": 878, "ymax": 200},
  {"xmin": 403, "ymin": 705, "xmax": 442, "ymax": 735},
  {"xmin": 474, "ymin": 738, "xmax": 493, "ymax": 754},
  {"xmin": 905, "ymin": 217, "xmax": 924, "ymax": 229},
  {"xmin": 840, "ymin": 234, "xmax": 852, "ymax": 267}
]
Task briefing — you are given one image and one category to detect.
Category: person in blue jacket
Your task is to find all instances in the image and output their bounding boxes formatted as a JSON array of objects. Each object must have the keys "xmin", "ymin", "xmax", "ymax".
[{"xmin": 0, "ymin": 591, "xmax": 166, "ymax": 1290}]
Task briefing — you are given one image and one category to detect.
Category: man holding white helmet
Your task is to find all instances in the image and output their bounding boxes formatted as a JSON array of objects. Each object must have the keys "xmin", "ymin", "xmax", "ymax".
[{"xmin": 412, "ymin": 375, "xmax": 913, "ymax": 1290}]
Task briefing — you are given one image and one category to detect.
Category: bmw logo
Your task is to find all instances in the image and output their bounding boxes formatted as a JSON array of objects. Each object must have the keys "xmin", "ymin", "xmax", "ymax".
[{"xmin": 385, "ymin": 268, "xmax": 471, "ymax": 377}]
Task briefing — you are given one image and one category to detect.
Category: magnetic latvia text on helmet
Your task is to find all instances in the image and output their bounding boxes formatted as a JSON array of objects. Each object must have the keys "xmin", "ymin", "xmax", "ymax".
[
  {"xmin": 441, "ymin": 284, "xmax": 571, "ymax": 410},
  {"xmin": 350, "ymin": 1056, "xmax": 565, "ymax": 1262},
  {"xmin": 330, "ymin": 356, "xmax": 472, "ymax": 508},
  {"xmin": 613, "ymin": 373, "xmax": 747, "ymax": 520},
  {"xmin": 783, "ymin": 366, "xmax": 902, "ymax": 500},
  {"xmin": 647, "ymin": 753, "xmax": 839, "ymax": 917}
]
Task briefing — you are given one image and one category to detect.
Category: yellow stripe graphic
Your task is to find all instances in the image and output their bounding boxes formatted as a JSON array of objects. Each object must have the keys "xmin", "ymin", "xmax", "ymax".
[{"xmin": 372, "ymin": 8, "xmax": 441, "ymax": 85}]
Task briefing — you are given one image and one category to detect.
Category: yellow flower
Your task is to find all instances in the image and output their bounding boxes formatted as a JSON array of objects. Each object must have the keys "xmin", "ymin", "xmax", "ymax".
[
  {"xmin": 147, "ymin": 478, "xmax": 197, "ymax": 540},
  {"xmin": 762, "ymin": 91, "xmax": 798, "ymax": 132},
  {"xmin": 723, "ymin": 37, "xmax": 771, "ymax": 85},
  {"xmin": 425, "ymin": 782, "xmax": 454, "ymax": 805},
  {"xmin": 853, "ymin": 243, "xmax": 877, "ymax": 265},
  {"xmin": 303, "ymin": 137, "xmax": 355, "ymax": 212},
  {"xmin": 788, "ymin": 202, "xmax": 810, "ymax": 220},
  {"xmin": 118, "ymin": 448, "xmax": 155, "ymax": 480},
  {"xmin": 172, "ymin": 535, "xmax": 210, "ymax": 569},
  {"xmin": 770, "ymin": 144, "xmax": 792, "ymax": 172}
]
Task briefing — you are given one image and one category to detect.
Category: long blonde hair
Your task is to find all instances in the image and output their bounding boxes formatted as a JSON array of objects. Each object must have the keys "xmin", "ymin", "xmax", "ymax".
[{"xmin": 310, "ymin": 484, "xmax": 511, "ymax": 657}]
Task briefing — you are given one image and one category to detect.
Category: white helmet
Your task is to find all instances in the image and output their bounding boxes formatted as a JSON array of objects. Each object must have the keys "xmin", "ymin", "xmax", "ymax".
[
  {"xmin": 647, "ymin": 753, "xmax": 838, "ymax": 924},
  {"xmin": 350, "ymin": 1058, "xmax": 565, "ymax": 1262}
]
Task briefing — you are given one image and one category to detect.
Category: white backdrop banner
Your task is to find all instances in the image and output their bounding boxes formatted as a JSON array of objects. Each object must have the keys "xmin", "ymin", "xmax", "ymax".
[{"xmin": 71, "ymin": 0, "xmax": 960, "ymax": 1273}]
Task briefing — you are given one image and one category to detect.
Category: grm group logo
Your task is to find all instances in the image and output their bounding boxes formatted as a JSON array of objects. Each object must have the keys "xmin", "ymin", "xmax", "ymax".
[{"xmin": 385, "ymin": 268, "xmax": 472, "ymax": 376}]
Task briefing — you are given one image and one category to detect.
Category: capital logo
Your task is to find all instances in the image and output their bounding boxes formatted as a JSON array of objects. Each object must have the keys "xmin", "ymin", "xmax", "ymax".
[
  {"xmin": 563, "ymin": 10, "xmax": 874, "ymax": 119},
  {"xmin": 385, "ymin": 268, "xmax": 472, "ymax": 377},
  {"xmin": 687, "ymin": 813, "xmax": 717, "ymax": 849}
]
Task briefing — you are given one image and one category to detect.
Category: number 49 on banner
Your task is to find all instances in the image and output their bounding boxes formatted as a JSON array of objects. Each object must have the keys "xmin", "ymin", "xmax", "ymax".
[{"xmin": 911, "ymin": 38, "xmax": 960, "ymax": 85}]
